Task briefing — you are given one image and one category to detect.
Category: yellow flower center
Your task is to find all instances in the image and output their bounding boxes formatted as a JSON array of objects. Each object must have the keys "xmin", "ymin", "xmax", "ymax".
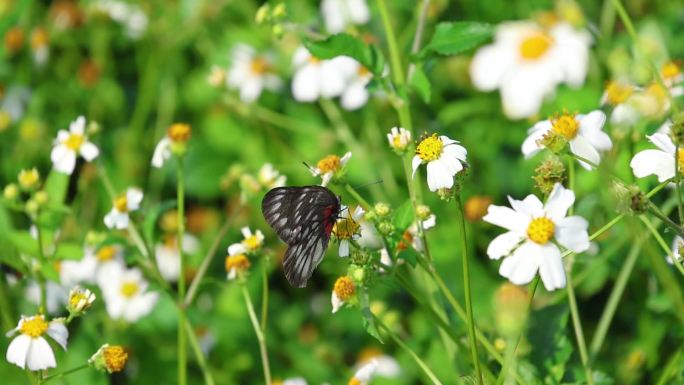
[
  {"xmin": 64, "ymin": 133, "xmax": 84, "ymax": 151},
  {"xmin": 678, "ymin": 149, "xmax": 684, "ymax": 174},
  {"xmin": 662, "ymin": 61, "xmax": 681, "ymax": 82},
  {"xmin": 69, "ymin": 292, "xmax": 88, "ymax": 308},
  {"xmin": 103, "ymin": 345, "xmax": 128, "ymax": 373},
  {"xmin": 551, "ymin": 112, "xmax": 579, "ymax": 140},
  {"xmin": 357, "ymin": 65, "xmax": 371, "ymax": 77},
  {"xmin": 527, "ymin": 217, "xmax": 555, "ymax": 244},
  {"xmin": 96, "ymin": 245, "xmax": 117, "ymax": 261},
  {"xmin": 242, "ymin": 234, "xmax": 261, "ymax": 251},
  {"xmin": 120, "ymin": 281, "xmax": 140, "ymax": 298},
  {"xmin": 392, "ymin": 135, "xmax": 404, "ymax": 149},
  {"xmin": 646, "ymin": 82, "xmax": 667, "ymax": 102},
  {"xmin": 250, "ymin": 57, "xmax": 269, "ymax": 75},
  {"xmin": 308, "ymin": 56, "xmax": 321, "ymax": 65},
  {"xmin": 357, "ymin": 347, "xmax": 382, "ymax": 362},
  {"xmin": 605, "ymin": 81, "xmax": 633, "ymax": 105},
  {"xmin": 519, "ymin": 32, "xmax": 553, "ymax": 60},
  {"xmin": 333, "ymin": 217, "xmax": 360, "ymax": 240},
  {"xmin": 18, "ymin": 168, "xmax": 40, "ymax": 189},
  {"xmin": 114, "ymin": 195, "xmax": 128, "ymax": 212},
  {"xmin": 225, "ymin": 254, "xmax": 250, "ymax": 272},
  {"xmin": 317, "ymin": 155, "xmax": 341, "ymax": 173},
  {"xmin": 30, "ymin": 28, "xmax": 48, "ymax": 50},
  {"xmin": 348, "ymin": 378, "xmax": 362, "ymax": 385},
  {"xmin": 20, "ymin": 316, "xmax": 48, "ymax": 338},
  {"xmin": 167, "ymin": 123, "xmax": 191, "ymax": 143},
  {"xmin": 415, "ymin": 134, "xmax": 444, "ymax": 162},
  {"xmin": 333, "ymin": 276, "xmax": 355, "ymax": 301}
]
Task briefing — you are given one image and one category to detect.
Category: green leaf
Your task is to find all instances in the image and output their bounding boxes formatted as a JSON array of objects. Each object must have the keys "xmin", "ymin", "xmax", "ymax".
[
  {"xmin": 423, "ymin": 22, "xmax": 493, "ymax": 56},
  {"xmin": 304, "ymin": 33, "xmax": 385, "ymax": 75},
  {"xmin": 527, "ymin": 304, "xmax": 572, "ymax": 384},
  {"xmin": 392, "ymin": 200, "xmax": 415, "ymax": 232},
  {"xmin": 40, "ymin": 262, "xmax": 60, "ymax": 281},
  {"xmin": 409, "ymin": 65, "xmax": 431, "ymax": 103},
  {"xmin": 8, "ymin": 231, "xmax": 39, "ymax": 257},
  {"xmin": 44, "ymin": 170, "xmax": 70, "ymax": 205},
  {"xmin": 54, "ymin": 242, "xmax": 84, "ymax": 260},
  {"xmin": 142, "ymin": 200, "xmax": 177, "ymax": 246}
]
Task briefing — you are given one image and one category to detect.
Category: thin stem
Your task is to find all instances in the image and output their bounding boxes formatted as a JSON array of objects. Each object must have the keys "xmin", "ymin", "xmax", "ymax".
[
  {"xmin": 344, "ymin": 184, "xmax": 372, "ymax": 210},
  {"xmin": 406, "ymin": 0, "xmax": 431, "ymax": 80},
  {"xmin": 647, "ymin": 203, "xmax": 684, "ymax": 236},
  {"xmin": 455, "ymin": 194, "xmax": 483, "ymax": 385},
  {"xmin": 566, "ymin": 276, "xmax": 595, "ymax": 385},
  {"xmin": 588, "ymin": 239, "xmax": 644, "ymax": 360},
  {"xmin": 373, "ymin": 315, "xmax": 444, "ymax": 385},
  {"xmin": 655, "ymin": 346, "xmax": 683, "ymax": 385},
  {"xmin": 41, "ymin": 363, "xmax": 90, "ymax": 383},
  {"xmin": 241, "ymin": 282, "xmax": 271, "ymax": 385},
  {"xmin": 176, "ymin": 157, "xmax": 187, "ymax": 385},
  {"xmin": 675, "ymin": 142, "xmax": 684, "ymax": 224},
  {"xmin": 260, "ymin": 256, "xmax": 270, "ymax": 332},
  {"xmin": 497, "ymin": 337, "xmax": 517, "ymax": 385},
  {"xmin": 185, "ymin": 215, "xmax": 234, "ymax": 306},
  {"xmin": 641, "ymin": 215, "xmax": 684, "ymax": 278},
  {"xmin": 34, "ymin": 221, "xmax": 47, "ymax": 313},
  {"xmin": 183, "ymin": 317, "xmax": 216, "ymax": 385}
]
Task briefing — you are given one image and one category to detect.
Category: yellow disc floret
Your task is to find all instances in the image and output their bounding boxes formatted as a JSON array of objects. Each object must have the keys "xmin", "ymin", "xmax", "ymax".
[
  {"xmin": 120, "ymin": 281, "xmax": 140, "ymax": 298},
  {"xmin": 527, "ymin": 217, "xmax": 555, "ymax": 244},
  {"xmin": 225, "ymin": 254, "xmax": 250, "ymax": 272},
  {"xmin": 661, "ymin": 61, "xmax": 681, "ymax": 82},
  {"xmin": 18, "ymin": 168, "xmax": 40, "ymax": 190},
  {"xmin": 20, "ymin": 315, "xmax": 48, "ymax": 338},
  {"xmin": 103, "ymin": 345, "xmax": 128, "ymax": 373},
  {"xmin": 113, "ymin": 195, "xmax": 128, "ymax": 212},
  {"xmin": 551, "ymin": 111, "xmax": 579, "ymax": 140},
  {"xmin": 242, "ymin": 235, "xmax": 261, "ymax": 251},
  {"xmin": 96, "ymin": 245, "xmax": 117, "ymax": 261},
  {"xmin": 333, "ymin": 217, "xmax": 360, "ymax": 240},
  {"xmin": 333, "ymin": 276, "xmax": 356, "ymax": 301},
  {"xmin": 519, "ymin": 32, "xmax": 553, "ymax": 60},
  {"xmin": 678, "ymin": 149, "xmax": 684, "ymax": 174},
  {"xmin": 416, "ymin": 134, "xmax": 444, "ymax": 162},
  {"xmin": 317, "ymin": 155, "xmax": 341, "ymax": 173},
  {"xmin": 64, "ymin": 133, "xmax": 84, "ymax": 151},
  {"xmin": 250, "ymin": 57, "xmax": 269, "ymax": 75},
  {"xmin": 605, "ymin": 81, "xmax": 634, "ymax": 105},
  {"xmin": 168, "ymin": 123, "xmax": 191, "ymax": 143}
]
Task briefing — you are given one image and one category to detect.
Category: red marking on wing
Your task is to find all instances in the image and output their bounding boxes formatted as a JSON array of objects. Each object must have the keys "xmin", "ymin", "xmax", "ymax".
[{"xmin": 322, "ymin": 206, "xmax": 335, "ymax": 237}]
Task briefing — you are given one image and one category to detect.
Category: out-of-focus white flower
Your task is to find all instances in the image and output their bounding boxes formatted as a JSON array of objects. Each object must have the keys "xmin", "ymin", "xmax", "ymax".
[
  {"xmin": 227, "ymin": 44, "xmax": 282, "ymax": 103},
  {"xmin": 387, "ymin": 127, "xmax": 412, "ymax": 152},
  {"xmin": 661, "ymin": 61, "xmax": 684, "ymax": 96},
  {"xmin": 60, "ymin": 244, "xmax": 124, "ymax": 287},
  {"xmin": 5, "ymin": 315, "xmax": 68, "ymax": 371},
  {"xmin": 227, "ymin": 227, "xmax": 265, "ymax": 257},
  {"xmin": 412, "ymin": 134, "xmax": 468, "ymax": 191},
  {"xmin": 470, "ymin": 21, "xmax": 591, "ymax": 119},
  {"xmin": 630, "ymin": 131, "xmax": 681, "ymax": 182},
  {"xmin": 0, "ymin": 86, "xmax": 31, "ymax": 122},
  {"xmin": 25, "ymin": 281, "xmax": 68, "ymax": 315},
  {"xmin": 483, "ymin": 183, "xmax": 590, "ymax": 290},
  {"xmin": 50, "ymin": 116, "xmax": 99, "ymax": 175},
  {"xmin": 93, "ymin": 0, "xmax": 148, "ymax": 39},
  {"xmin": 104, "ymin": 188, "xmax": 143, "ymax": 230},
  {"xmin": 331, "ymin": 275, "xmax": 356, "ymax": 313},
  {"xmin": 311, "ymin": 151, "xmax": 352, "ymax": 186},
  {"xmin": 521, "ymin": 110, "xmax": 611, "ymax": 169},
  {"xmin": 340, "ymin": 61, "xmax": 373, "ymax": 110},
  {"xmin": 207, "ymin": 65, "xmax": 226, "ymax": 87},
  {"xmin": 66, "ymin": 286, "xmax": 96, "ymax": 314},
  {"xmin": 291, "ymin": 47, "xmax": 356, "ymax": 102},
  {"xmin": 30, "ymin": 27, "xmax": 50, "ymax": 66},
  {"xmin": 668, "ymin": 236, "xmax": 684, "ymax": 265},
  {"xmin": 151, "ymin": 123, "xmax": 191, "ymax": 168},
  {"xmin": 333, "ymin": 206, "xmax": 364, "ymax": 257},
  {"xmin": 225, "ymin": 251, "xmax": 250, "ymax": 281},
  {"xmin": 321, "ymin": 0, "xmax": 370, "ymax": 33},
  {"xmin": 257, "ymin": 163, "xmax": 287, "ymax": 189},
  {"xmin": 100, "ymin": 265, "xmax": 158, "ymax": 322},
  {"xmin": 348, "ymin": 359, "xmax": 378, "ymax": 385},
  {"xmin": 155, "ymin": 234, "xmax": 200, "ymax": 282},
  {"xmin": 600, "ymin": 80, "xmax": 639, "ymax": 126},
  {"xmin": 355, "ymin": 348, "xmax": 400, "ymax": 378}
]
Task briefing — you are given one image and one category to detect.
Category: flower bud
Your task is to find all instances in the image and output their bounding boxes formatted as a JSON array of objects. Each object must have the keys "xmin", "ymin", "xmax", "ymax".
[
  {"xmin": 67, "ymin": 286, "xmax": 96, "ymax": 315},
  {"xmin": 415, "ymin": 204, "xmax": 431, "ymax": 221},
  {"xmin": 614, "ymin": 183, "xmax": 649, "ymax": 215},
  {"xmin": 34, "ymin": 190, "xmax": 49, "ymax": 206},
  {"xmin": 18, "ymin": 168, "xmax": 40, "ymax": 191},
  {"xmin": 3, "ymin": 183, "xmax": 19, "ymax": 200},
  {"xmin": 90, "ymin": 344, "xmax": 128, "ymax": 373},
  {"xmin": 377, "ymin": 221, "xmax": 394, "ymax": 236},
  {"xmin": 533, "ymin": 156, "xmax": 566, "ymax": 195},
  {"xmin": 25, "ymin": 199, "xmax": 39, "ymax": 215},
  {"xmin": 670, "ymin": 112, "xmax": 684, "ymax": 147},
  {"xmin": 255, "ymin": 4, "xmax": 271, "ymax": 24},
  {"xmin": 373, "ymin": 202, "xmax": 390, "ymax": 217}
]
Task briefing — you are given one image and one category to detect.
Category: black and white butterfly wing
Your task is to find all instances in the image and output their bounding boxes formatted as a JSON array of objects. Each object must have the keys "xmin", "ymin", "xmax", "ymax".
[{"xmin": 261, "ymin": 186, "xmax": 340, "ymax": 287}]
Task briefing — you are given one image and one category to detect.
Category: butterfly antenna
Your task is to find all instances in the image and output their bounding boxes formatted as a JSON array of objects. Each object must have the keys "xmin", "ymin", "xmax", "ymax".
[
  {"xmin": 352, "ymin": 179, "xmax": 383, "ymax": 191},
  {"xmin": 302, "ymin": 161, "xmax": 314, "ymax": 173}
]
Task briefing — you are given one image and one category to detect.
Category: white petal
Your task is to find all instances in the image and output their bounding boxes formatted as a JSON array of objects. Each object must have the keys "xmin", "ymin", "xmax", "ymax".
[
  {"xmin": 500, "ymin": 64, "xmax": 559, "ymax": 119},
  {"xmin": 292, "ymin": 65, "xmax": 320, "ymax": 102},
  {"xmin": 569, "ymin": 135, "xmax": 600, "ymax": 170},
  {"xmin": 339, "ymin": 240, "xmax": 350, "ymax": 257},
  {"xmin": 69, "ymin": 116, "xmax": 86, "ymax": 134},
  {"xmin": 6, "ymin": 335, "xmax": 31, "ymax": 369},
  {"xmin": 426, "ymin": 160, "xmax": 454, "ymax": 191},
  {"xmin": 126, "ymin": 188, "xmax": 144, "ymax": 210},
  {"xmin": 46, "ymin": 321, "xmax": 69, "ymax": 350},
  {"xmin": 554, "ymin": 216, "xmax": 590, "ymax": 253},
  {"xmin": 630, "ymin": 149, "xmax": 675, "ymax": 182},
  {"xmin": 499, "ymin": 242, "xmax": 543, "ymax": 285},
  {"xmin": 648, "ymin": 133, "xmax": 676, "ymax": 154},
  {"xmin": 331, "ymin": 292, "xmax": 343, "ymax": 313},
  {"xmin": 240, "ymin": 78, "xmax": 264, "ymax": 103},
  {"xmin": 544, "ymin": 183, "xmax": 575, "ymax": 221},
  {"xmin": 487, "ymin": 231, "xmax": 525, "ymax": 260},
  {"xmin": 436, "ymin": 154, "xmax": 463, "ymax": 176},
  {"xmin": 537, "ymin": 246, "xmax": 566, "ymax": 290},
  {"xmin": 483, "ymin": 204, "xmax": 530, "ymax": 232},
  {"xmin": 579, "ymin": 111, "xmax": 611, "ymax": 151},
  {"xmin": 347, "ymin": 0, "xmax": 370, "ymax": 24},
  {"xmin": 79, "ymin": 141, "xmax": 100, "ymax": 161},
  {"xmin": 151, "ymin": 138, "xmax": 171, "ymax": 168},
  {"xmin": 508, "ymin": 195, "xmax": 544, "ymax": 218},
  {"xmin": 341, "ymin": 83, "xmax": 369, "ymax": 110},
  {"xmin": 411, "ymin": 156, "xmax": 422, "ymax": 179},
  {"xmin": 321, "ymin": 0, "xmax": 347, "ymax": 33},
  {"xmin": 469, "ymin": 43, "xmax": 511, "ymax": 91},
  {"xmin": 320, "ymin": 61, "xmax": 347, "ymax": 98},
  {"xmin": 442, "ymin": 142, "xmax": 468, "ymax": 162},
  {"xmin": 521, "ymin": 121, "xmax": 551, "ymax": 158},
  {"xmin": 26, "ymin": 337, "xmax": 56, "ymax": 371},
  {"xmin": 52, "ymin": 148, "xmax": 77, "ymax": 175}
]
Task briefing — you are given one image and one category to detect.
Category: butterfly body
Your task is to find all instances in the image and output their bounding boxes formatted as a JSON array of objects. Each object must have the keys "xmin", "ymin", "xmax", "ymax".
[{"xmin": 261, "ymin": 186, "xmax": 341, "ymax": 287}]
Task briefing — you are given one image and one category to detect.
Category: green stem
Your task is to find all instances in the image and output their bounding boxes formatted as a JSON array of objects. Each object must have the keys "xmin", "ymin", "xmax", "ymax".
[
  {"xmin": 566, "ymin": 276, "xmax": 595, "ymax": 385},
  {"xmin": 674, "ymin": 142, "xmax": 684, "ymax": 224},
  {"xmin": 260, "ymin": 256, "xmax": 270, "ymax": 332},
  {"xmin": 641, "ymin": 215, "xmax": 684, "ymax": 278},
  {"xmin": 655, "ymin": 346, "xmax": 683, "ymax": 385},
  {"xmin": 373, "ymin": 315, "xmax": 444, "ymax": 385},
  {"xmin": 176, "ymin": 157, "xmax": 187, "ymax": 385},
  {"xmin": 648, "ymin": 203, "xmax": 684, "ymax": 236},
  {"xmin": 455, "ymin": 194, "xmax": 483, "ymax": 385},
  {"xmin": 41, "ymin": 363, "xmax": 90, "ymax": 383},
  {"xmin": 406, "ymin": 0, "xmax": 431, "ymax": 80},
  {"xmin": 344, "ymin": 184, "xmax": 372, "ymax": 210},
  {"xmin": 183, "ymin": 317, "xmax": 216, "ymax": 385},
  {"xmin": 34, "ymin": 220, "xmax": 47, "ymax": 313},
  {"xmin": 241, "ymin": 282, "xmax": 271, "ymax": 385},
  {"xmin": 588, "ymin": 239, "xmax": 645, "ymax": 360}
]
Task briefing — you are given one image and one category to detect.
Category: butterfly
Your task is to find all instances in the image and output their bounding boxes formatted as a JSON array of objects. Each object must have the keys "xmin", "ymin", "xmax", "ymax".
[{"xmin": 261, "ymin": 186, "xmax": 342, "ymax": 287}]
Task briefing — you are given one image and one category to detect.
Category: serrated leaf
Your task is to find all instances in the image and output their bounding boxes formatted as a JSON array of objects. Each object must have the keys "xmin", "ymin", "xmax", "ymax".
[
  {"xmin": 424, "ymin": 22, "xmax": 493, "ymax": 56},
  {"xmin": 409, "ymin": 65, "xmax": 431, "ymax": 103},
  {"xmin": 142, "ymin": 200, "xmax": 177, "ymax": 246},
  {"xmin": 392, "ymin": 200, "xmax": 415, "ymax": 232},
  {"xmin": 304, "ymin": 33, "xmax": 385, "ymax": 75},
  {"xmin": 527, "ymin": 304, "xmax": 572, "ymax": 384}
]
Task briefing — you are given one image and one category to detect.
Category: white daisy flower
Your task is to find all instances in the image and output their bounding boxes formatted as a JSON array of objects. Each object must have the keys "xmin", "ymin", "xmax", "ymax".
[
  {"xmin": 340, "ymin": 61, "xmax": 373, "ymax": 110},
  {"xmin": 225, "ymin": 251, "xmax": 250, "ymax": 281},
  {"xmin": 50, "ymin": 116, "xmax": 99, "ymax": 175},
  {"xmin": 311, "ymin": 151, "xmax": 352, "ymax": 186},
  {"xmin": 227, "ymin": 44, "xmax": 282, "ymax": 103},
  {"xmin": 291, "ymin": 46, "xmax": 356, "ymax": 102},
  {"xmin": 331, "ymin": 275, "xmax": 356, "ymax": 313},
  {"xmin": 630, "ymin": 131, "xmax": 682, "ymax": 182},
  {"xmin": 667, "ymin": 236, "xmax": 684, "ymax": 265},
  {"xmin": 470, "ymin": 21, "xmax": 591, "ymax": 119},
  {"xmin": 600, "ymin": 81, "xmax": 639, "ymax": 126},
  {"xmin": 104, "ymin": 188, "xmax": 143, "ymax": 230},
  {"xmin": 207, "ymin": 65, "xmax": 226, "ymax": 87},
  {"xmin": 412, "ymin": 134, "xmax": 468, "ymax": 192},
  {"xmin": 60, "ymin": 244, "xmax": 125, "ymax": 287},
  {"xmin": 66, "ymin": 286, "xmax": 96, "ymax": 314},
  {"xmin": 404, "ymin": 214, "xmax": 436, "ymax": 253},
  {"xmin": 227, "ymin": 227, "xmax": 265, "ymax": 257},
  {"xmin": 521, "ymin": 110, "xmax": 611, "ymax": 169},
  {"xmin": 5, "ymin": 315, "xmax": 68, "ymax": 371},
  {"xmin": 280, "ymin": 378, "xmax": 307, "ymax": 385},
  {"xmin": 355, "ymin": 348, "xmax": 400, "ymax": 378},
  {"xmin": 387, "ymin": 126, "xmax": 412, "ymax": 152},
  {"xmin": 257, "ymin": 163, "xmax": 287, "ymax": 189},
  {"xmin": 320, "ymin": 0, "xmax": 370, "ymax": 33},
  {"xmin": 482, "ymin": 183, "xmax": 590, "ymax": 291},
  {"xmin": 155, "ymin": 234, "xmax": 200, "ymax": 282},
  {"xmin": 334, "ymin": 206, "xmax": 364, "ymax": 257},
  {"xmin": 349, "ymin": 358, "xmax": 378, "ymax": 385},
  {"xmin": 151, "ymin": 123, "xmax": 191, "ymax": 168},
  {"xmin": 0, "ymin": 86, "xmax": 31, "ymax": 122},
  {"xmin": 661, "ymin": 61, "xmax": 684, "ymax": 96},
  {"xmin": 100, "ymin": 265, "xmax": 158, "ymax": 322}
]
